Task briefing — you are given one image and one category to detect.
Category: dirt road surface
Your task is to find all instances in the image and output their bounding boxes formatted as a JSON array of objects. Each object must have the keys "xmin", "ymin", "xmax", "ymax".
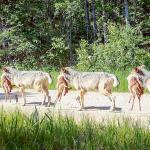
[{"xmin": 0, "ymin": 89, "xmax": 150, "ymax": 126}]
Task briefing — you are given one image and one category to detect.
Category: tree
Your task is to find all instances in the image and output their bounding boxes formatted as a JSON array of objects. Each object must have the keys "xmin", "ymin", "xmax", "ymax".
[
  {"xmin": 0, "ymin": 0, "xmax": 149, "ymax": 69},
  {"xmin": 102, "ymin": 0, "xmax": 108, "ymax": 44},
  {"xmin": 91, "ymin": 0, "xmax": 98, "ymax": 40},
  {"xmin": 124, "ymin": 0, "xmax": 130, "ymax": 26},
  {"xmin": 84, "ymin": 0, "xmax": 91, "ymax": 42}
]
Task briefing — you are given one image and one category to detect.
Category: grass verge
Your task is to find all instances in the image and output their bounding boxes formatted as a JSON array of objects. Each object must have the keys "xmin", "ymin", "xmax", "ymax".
[{"xmin": 0, "ymin": 109, "xmax": 150, "ymax": 150}]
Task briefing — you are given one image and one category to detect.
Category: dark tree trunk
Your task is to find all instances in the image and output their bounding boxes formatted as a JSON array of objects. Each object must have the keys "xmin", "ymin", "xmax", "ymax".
[
  {"xmin": 68, "ymin": 27, "xmax": 73, "ymax": 66},
  {"xmin": 46, "ymin": 0, "xmax": 55, "ymax": 28},
  {"xmin": 91, "ymin": 0, "xmax": 98, "ymax": 40},
  {"xmin": 67, "ymin": 16, "xmax": 73, "ymax": 66},
  {"xmin": 102, "ymin": 0, "xmax": 108, "ymax": 44},
  {"xmin": 124, "ymin": 0, "xmax": 130, "ymax": 26},
  {"xmin": 84, "ymin": 0, "xmax": 91, "ymax": 42}
]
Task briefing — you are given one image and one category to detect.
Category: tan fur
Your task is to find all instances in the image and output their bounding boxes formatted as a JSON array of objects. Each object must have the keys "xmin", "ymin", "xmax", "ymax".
[
  {"xmin": 128, "ymin": 77, "xmax": 144, "ymax": 111},
  {"xmin": 127, "ymin": 67, "xmax": 145, "ymax": 111},
  {"xmin": 61, "ymin": 67, "xmax": 119, "ymax": 111},
  {"xmin": 54, "ymin": 75, "xmax": 71, "ymax": 105},
  {"xmin": 2, "ymin": 67, "xmax": 52, "ymax": 106},
  {"xmin": 136, "ymin": 65, "xmax": 150, "ymax": 92},
  {"xmin": 1, "ymin": 74, "xmax": 12, "ymax": 102}
]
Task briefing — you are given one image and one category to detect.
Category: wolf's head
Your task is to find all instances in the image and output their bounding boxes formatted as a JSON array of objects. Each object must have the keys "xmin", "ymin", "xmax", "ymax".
[
  {"xmin": 61, "ymin": 67, "xmax": 71, "ymax": 75},
  {"xmin": 60, "ymin": 67, "xmax": 78, "ymax": 83},
  {"xmin": 133, "ymin": 67, "xmax": 145, "ymax": 76},
  {"xmin": 2, "ymin": 66, "xmax": 17, "ymax": 74},
  {"xmin": 2, "ymin": 67, "xmax": 10, "ymax": 73}
]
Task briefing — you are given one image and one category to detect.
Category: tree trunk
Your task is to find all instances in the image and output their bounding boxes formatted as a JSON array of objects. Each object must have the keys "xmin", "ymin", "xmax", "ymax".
[
  {"xmin": 84, "ymin": 0, "xmax": 91, "ymax": 42},
  {"xmin": 102, "ymin": 0, "xmax": 108, "ymax": 44},
  {"xmin": 124, "ymin": 0, "xmax": 130, "ymax": 26},
  {"xmin": 46, "ymin": 0, "xmax": 55, "ymax": 28},
  {"xmin": 68, "ymin": 27, "xmax": 73, "ymax": 66},
  {"xmin": 91, "ymin": 0, "xmax": 98, "ymax": 40},
  {"xmin": 67, "ymin": 16, "xmax": 73, "ymax": 66}
]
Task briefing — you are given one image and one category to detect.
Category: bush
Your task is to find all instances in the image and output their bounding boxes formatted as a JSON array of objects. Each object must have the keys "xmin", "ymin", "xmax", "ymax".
[
  {"xmin": 76, "ymin": 24, "xmax": 150, "ymax": 72},
  {"xmin": 76, "ymin": 40, "xmax": 91, "ymax": 71}
]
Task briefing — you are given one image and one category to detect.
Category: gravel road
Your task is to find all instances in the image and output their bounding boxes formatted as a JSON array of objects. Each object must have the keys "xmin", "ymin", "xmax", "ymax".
[{"xmin": 0, "ymin": 89, "xmax": 150, "ymax": 126}]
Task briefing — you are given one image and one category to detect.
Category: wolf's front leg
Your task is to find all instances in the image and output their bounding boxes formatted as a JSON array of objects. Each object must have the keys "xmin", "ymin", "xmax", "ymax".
[
  {"xmin": 15, "ymin": 94, "xmax": 18, "ymax": 103},
  {"xmin": 107, "ymin": 95, "xmax": 116, "ymax": 111},
  {"xmin": 4, "ymin": 90, "xmax": 8, "ymax": 102},
  {"xmin": 47, "ymin": 96, "xmax": 51, "ymax": 107},
  {"xmin": 128, "ymin": 94, "xmax": 132, "ymax": 103},
  {"xmin": 54, "ymin": 91, "xmax": 62, "ymax": 107},
  {"xmin": 78, "ymin": 89, "xmax": 86, "ymax": 111},
  {"xmin": 42, "ymin": 94, "xmax": 46, "ymax": 105},
  {"xmin": 20, "ymin": 87, "xmax": 26, "ymax": 106},
  {"xmin": 111, "ymin": 96, "xmax": 116, "ymax": 111}
]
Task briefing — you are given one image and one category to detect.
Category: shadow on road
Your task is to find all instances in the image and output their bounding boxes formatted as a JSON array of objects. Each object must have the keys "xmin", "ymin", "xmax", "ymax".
[
  {"xmin": 84, "ymin": 106, "xmax": 122, "ymax": 112},
  {"xmin": 0, "ymin": 93, "xmax": 18, "ymax": 101},
  {"xmin": 26, "ymin": 102, "xmax": 55, "ymax": 106}
]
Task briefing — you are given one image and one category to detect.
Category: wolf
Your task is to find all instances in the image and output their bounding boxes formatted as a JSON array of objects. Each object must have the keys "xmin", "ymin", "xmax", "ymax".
[
  {"xmin": 61, "ymin": 67, "xmax": 120, "ymax": 111},
  {"xmin": 2, "ymin": 67, "xmax": 52, "ymax": 106}
]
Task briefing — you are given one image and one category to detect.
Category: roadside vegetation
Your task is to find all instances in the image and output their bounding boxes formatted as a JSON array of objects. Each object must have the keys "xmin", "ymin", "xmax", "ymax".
[
  {"xmin": 0, "ymin": 109, "xmax": 150, "ymax": 150},
  {"xmin": 0, "ymin": 0, "xmax": 150, "ymax": 71},
  {"xmin": 0, "ymin": 1, "xmax": 150, "ymax": 149},
  {"xmin": 0, "ymin": 0, "xmax": 150, "ymax": 92}
]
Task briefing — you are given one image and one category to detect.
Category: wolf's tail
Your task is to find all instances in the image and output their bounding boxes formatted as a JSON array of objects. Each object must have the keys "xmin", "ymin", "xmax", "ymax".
[
  {"xmin": 113, "ymin": 75, "xmax": 120, "ymax": 87},
  {"xmin": 46, "ymin": 73, "xmax": 52, "ymax": 84}
]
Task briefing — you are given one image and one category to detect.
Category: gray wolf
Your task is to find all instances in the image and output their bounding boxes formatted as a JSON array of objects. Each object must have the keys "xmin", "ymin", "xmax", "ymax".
[
  {"xmin": 61, "ymin": 67, "xmax": 120, "ymax": 111},
  {"xmin": 2, "ymin": 67, "xmax": 52, "ymax": 106}
]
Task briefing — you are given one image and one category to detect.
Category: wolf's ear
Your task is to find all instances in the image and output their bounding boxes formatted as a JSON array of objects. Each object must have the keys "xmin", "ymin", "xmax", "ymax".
[
  {"xmin": 61, "ymin": 67, "xmax": 65, "ymax": 72},
  {"xmin": 133, "ymin": 67, "xmax": 144, "ymax": 75},
  {"xmin": 60, "ymin": 67, "xmax": 70, "ymax": 75},
  {"xmin": 133, "ymin": 67, "xmax": 138, "ymax": 72},
  {"xmin": 2, "ymin": 67, "xmax": 10, "ymax": 73},
  {"xmin": 139, "ymin": 65, "xmax": 145, "ymax": 69}
]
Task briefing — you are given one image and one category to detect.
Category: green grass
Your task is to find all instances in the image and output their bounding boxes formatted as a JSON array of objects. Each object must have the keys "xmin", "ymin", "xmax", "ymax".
[
  {"xmin": 114, "ymin": 70, "xmax": 130, "ymax": 92},
  {"xmin": 49, "ymin": 70, "xmax": 59, "ymax": 89},
  {"xmin": 0, "ymin": 109, "xmax": 150, "ymax": 150}
]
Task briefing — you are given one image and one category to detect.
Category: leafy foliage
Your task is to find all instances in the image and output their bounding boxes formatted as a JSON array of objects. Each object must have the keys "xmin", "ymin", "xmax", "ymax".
[
  {"xmin": 77, "ymin": 24, "xmax": 150, "ymax": 71},
  {"xmin": 0, "ymin": 0, "xmax": 149, "ymax": 70}
]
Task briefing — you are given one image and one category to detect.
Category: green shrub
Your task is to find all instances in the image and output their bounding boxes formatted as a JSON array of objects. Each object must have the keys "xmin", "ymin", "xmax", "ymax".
[
  {"xmin": 76, "ymin": 40, "xmax": 91, "ymax": 71},
  {"xmin": 76, "ymin": 24, "xmax": 150, "ymax": 72}
]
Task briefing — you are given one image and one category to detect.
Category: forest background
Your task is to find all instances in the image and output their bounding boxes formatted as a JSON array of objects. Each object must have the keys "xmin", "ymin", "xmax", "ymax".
[{"xmin": 0, "ymin": 0, "xmax": 150, "ymax": 89}]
